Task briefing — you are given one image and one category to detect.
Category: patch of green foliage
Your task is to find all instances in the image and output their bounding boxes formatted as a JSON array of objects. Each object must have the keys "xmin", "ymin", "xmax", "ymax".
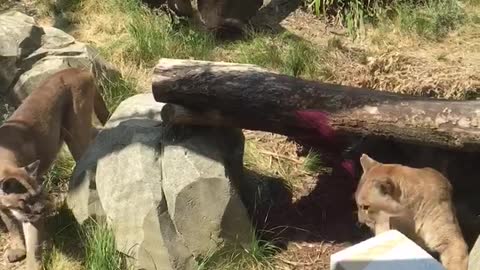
[
  {"xmin": 303, "ymin": 150, "xmax": 324, "ymax": 174},
  {"xmin": 115, "ymin": 0, "xmax": 216, "ymax": 64},
  {"xmin": 395, "ymin": 0, "xmax": 465, "ymax": 40},
  {"xmin": 197, "ymin": 231, "xmax": 279, "ymax": 270},
  {"xmin": 304, "ymin": 0, "xmax": 467, "ymax": 39},
  {"xmin": 231, "ymin": 31, "xmax": 326, "ymax": 79},
  {"xmin": 83, "ymin": 220, "xmax": 126, "ymax": 270},
  {"xmin": 97, "ymin": 72, "xmax": 138, "ymax": 112}
]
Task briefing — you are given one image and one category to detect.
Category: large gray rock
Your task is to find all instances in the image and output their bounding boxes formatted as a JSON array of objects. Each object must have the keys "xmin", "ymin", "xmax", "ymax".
[
  {"xmin": 0, "ymin": 11, "xmax": 43, "ymax": 93},
  {"xmin": 0, "ymin": 11, "xmax": 117, "ymax": 101},
  {"xmin": 67, "ymin": 93, "xmax": 253, "ymax": 270},
  {"xmin": 470, "ymin": 236, "xmax": 480, "ymax": 270}
]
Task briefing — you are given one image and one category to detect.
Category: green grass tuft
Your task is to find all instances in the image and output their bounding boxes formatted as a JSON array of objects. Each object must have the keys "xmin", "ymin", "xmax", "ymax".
[
  {"xmin": 113, "ymin": 0, "xmax": 143, "ymax": 13},
  {"xmin": 304, "ymin": 0, "xmax": 467, "ymax": 39},
  {"xmin": 125, "ymin": 7, "xmax": 216, "ymax": 64},
  {"xmin": 97, "ymin": 72, "xmax": 138, "ymax": 112},
  {"xmin": 395, "ymin": 0, "xmax": 465, "ymax": 40},
  {"xmin": 304, "ymin": 0, "xmax": 372, "ymax": 37},
  {"xmin": 83, "ymin": 220, "xmax": 126, "ymax": 270},
  {"xmin": 282, "ymin": 40, "xmax": 320, "ymax": 77},
  {"xmin": 472, "ymin": 14, "xmax": 480, "ymax": 24},
  {"xmin": 44, "ymin": 151, "xmax": 75, "ymax": 192},
  {"xmin": 232, "ymin": 32, "xmax": 324, "ymax": 79},
  {"xmin": 232, "ymin": 31, "xmax": 283, "ymax": 69},
  {"xmin": 303, "ymin": 150, "xmax": 323, "ymax": 174},
  {"xmin": 42, "ymin": 205, "xmax": 85, "ymax": 269},
  {"xmin": 197, "ymin": 231, "xmax": 279, "ymax": 270}
]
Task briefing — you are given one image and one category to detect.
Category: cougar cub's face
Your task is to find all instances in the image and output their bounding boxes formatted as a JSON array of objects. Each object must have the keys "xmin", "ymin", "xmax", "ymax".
[
  {"xmin": 0, "ymin": 160, "xmax": 46, "ymax": 223},
  {"xmin": 355, "ymin": 154, "xmax": 402, "ymax": 229}
]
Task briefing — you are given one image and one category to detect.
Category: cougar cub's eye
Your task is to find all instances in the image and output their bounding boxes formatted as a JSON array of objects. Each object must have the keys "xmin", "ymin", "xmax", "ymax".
[
  {"xmin": 360, "ymin": 205, "xmax": 370, "ymax": 211},
  {"xmin": 1, "ymin": 178, "xmax": 28, "ymax": 194}
]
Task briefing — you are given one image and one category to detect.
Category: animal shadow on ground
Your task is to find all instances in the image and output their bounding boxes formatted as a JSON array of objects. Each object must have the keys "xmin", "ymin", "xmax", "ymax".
[{"xmin": 243, "ymin": 167, "xmax": 368, "ymax": 252}]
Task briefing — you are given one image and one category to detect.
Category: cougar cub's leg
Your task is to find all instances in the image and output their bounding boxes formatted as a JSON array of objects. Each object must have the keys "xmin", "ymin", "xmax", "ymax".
[
  {"xmin": 23, "ymin": 221, "xmax": 43, "ymax": 270},
  {"xmin": 438, "ymin": 238, "xmax": 469, "ymax": 270},
  {"xmin": 63, "ymin": 87, "xmax": 96, "ymax": 162},
  {"xmin": 0, "ymin": 209, "xmax": 26, "ymax": 262},
  {"xmin": 64, "ymin": 115, "xmax": 93, "ymax": 162},
  {"xmin": 424, "ymin": 221, "xmax": 468, "ymax": 270}
]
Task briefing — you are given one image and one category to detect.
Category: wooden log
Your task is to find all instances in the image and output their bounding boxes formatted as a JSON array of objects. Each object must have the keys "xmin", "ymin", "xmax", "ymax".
[{"xmin": 152, "ymin": 58, "xmax": 480, "ymax": 152}]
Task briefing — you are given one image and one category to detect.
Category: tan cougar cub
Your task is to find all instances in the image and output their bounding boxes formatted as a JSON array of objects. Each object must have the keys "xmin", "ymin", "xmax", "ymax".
[{"xmin": 354, "ymin": 154, "xmax": 468, "ymax": 270}]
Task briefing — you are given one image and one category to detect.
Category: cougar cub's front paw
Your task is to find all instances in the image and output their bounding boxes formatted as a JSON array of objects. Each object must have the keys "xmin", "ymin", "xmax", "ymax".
[
  {"xmin": 6, "ymin": 248, "xmax": 26, "ymax": 262},
  {"xmin": 26, "ymin": 258, "xmax": 42, "ymax": 270}
]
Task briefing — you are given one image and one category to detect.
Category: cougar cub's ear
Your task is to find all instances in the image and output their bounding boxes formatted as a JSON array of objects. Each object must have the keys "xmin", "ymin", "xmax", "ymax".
[
  {"xmin": 24, "ymin": 160, "xmax": 40, "ymax": 179},
  {"xmin": 360, "ymin": 154, "xmax": 380, "ymax": 172}
]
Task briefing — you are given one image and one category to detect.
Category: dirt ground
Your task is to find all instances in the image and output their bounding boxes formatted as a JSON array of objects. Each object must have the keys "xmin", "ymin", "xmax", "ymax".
[
  {"xmin": 249, "ymin": 167, "xmax": 364, "ymax": 269},
  {"xmin": 0, "ymin": 228, "xmax": 24, "ymax": 270},
  {"xmin": 1, "ymin": 0, "xmax": 480, "ymax": 269}
]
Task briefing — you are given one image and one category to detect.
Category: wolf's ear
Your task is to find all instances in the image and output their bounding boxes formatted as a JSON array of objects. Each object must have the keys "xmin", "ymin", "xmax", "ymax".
[
  {"xmin": 24, "ymin": 160, "xmax": 40, "ymax": 179},
  {"xmin": 360, "ymin": 154, "xmax": 380, "ymax": 172}
]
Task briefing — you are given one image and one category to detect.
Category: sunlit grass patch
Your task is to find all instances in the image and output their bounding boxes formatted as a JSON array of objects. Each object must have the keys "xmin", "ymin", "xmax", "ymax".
[{"xmin": 197, "ymin": 230, "xmax": 279, "ymax": 270}]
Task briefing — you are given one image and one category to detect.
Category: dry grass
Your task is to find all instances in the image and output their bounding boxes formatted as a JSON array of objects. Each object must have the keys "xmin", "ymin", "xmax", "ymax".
[
  {"xmin": 243, "ymin": 131, "xmax": 319, "ymax": 192},
  {"xmin": 353, "ymin": 5, "xmax": 480, "ymax": 100},
  {"xmin": 37, "ymin": 0, "xmax": 151, "ymax": 91},
  {"xmin": 278, "ymin": 3, "xmax": 480, "ymax": 99},
  {"xmin": 43, "ymin": 247, "xmax": 84, "ymax": 270},
  {"xmin": 335, "ymin": 23, "xmax": 480, "ymax": 99},
  {"xmin": 332, "ymin": 49, "xmax": 480, "ymax": 99},
  {"xmin": 282, "ymin": 8, "xmax": 480, "ymax": 100}
]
